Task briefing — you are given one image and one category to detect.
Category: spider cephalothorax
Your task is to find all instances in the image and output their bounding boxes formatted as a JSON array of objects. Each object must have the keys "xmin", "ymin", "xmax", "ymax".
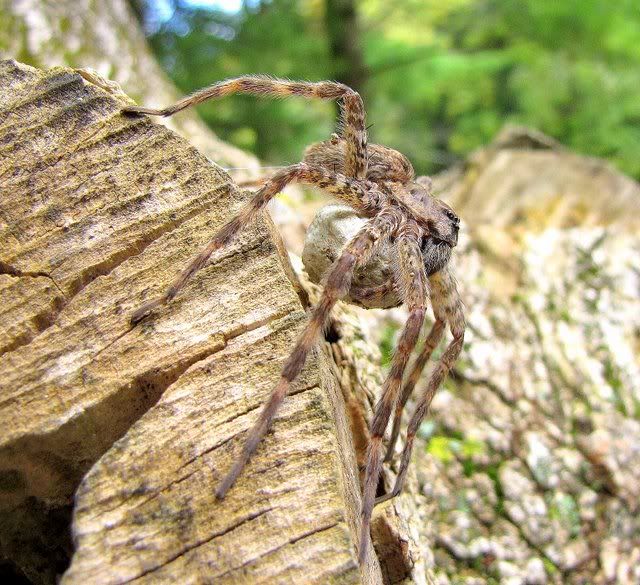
[{"xmin": 123, "ymin": 75, "xmax": 465, "ymax": 565}]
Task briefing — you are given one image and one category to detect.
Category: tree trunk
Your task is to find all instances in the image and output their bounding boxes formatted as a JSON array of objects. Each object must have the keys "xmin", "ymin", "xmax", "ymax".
[{"xmin": 324, "ymin": 0, "xmax": 368, "ymax": 96}]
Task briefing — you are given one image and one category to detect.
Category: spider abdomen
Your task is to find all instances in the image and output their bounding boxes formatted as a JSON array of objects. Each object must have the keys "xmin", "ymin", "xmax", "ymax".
[{"xmin": 302, "ymin": 205, "xmax": 452, "ymax": 309}]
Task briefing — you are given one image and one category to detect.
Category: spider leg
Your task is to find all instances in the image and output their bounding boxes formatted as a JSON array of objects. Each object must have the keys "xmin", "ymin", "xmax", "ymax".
[
  {"xmin": 384, "ymin": 318, "xmax": 446, "ymax": 462},
  {"xmin": 123, "ymin": 75, "xmax": 367, "ymax": 179},
  {"xmin": 348, "ymin": 278, "xmax": 398, "ymax": 308},
  {"xmin": 375, "ymin": 268, "xmax": 465, "ymax": 506},
  {"xmin": 131, "ymin": 163, "xmax": 384, "ymax": 324},
  {"xmin": 358, "ymin": 228, "xmax": 428, "ymax": 564},
  {"xmin": 215, "ymin": 208, "xmax": 400, "ymax": 499}
]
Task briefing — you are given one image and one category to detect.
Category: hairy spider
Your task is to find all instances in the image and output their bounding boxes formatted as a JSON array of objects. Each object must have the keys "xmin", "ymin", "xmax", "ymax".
[{"xmin": 123, "ymin": 76, "xmax": 465, "ymax": 565}]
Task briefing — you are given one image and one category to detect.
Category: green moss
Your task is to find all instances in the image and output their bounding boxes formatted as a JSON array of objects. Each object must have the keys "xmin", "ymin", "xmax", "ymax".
[
  {"xmin": 634, "ymin": 398, "xmax": 640, "ymax": 420},
  {"xmin": 510, "ymin": 291, "xmax": 526, "ymax": 304},
  {"xmin": 543, "ymin": 558, "xmax": 558, "ymax": 575},
  {"xmin": 461, "ymin": 458, "xmax": 477, "ymax": 477},
  {"xmin": 427, "ymin": 435, "xmax": 456, "ymax": 463},
  {"xmin": 59, "ymin": 17, "xmax": 71, "ymax": 35},
  {"xmin": 548, "ymin": 493, "xmax": 581, "ymax": 538},
  {"xmin": 545, "ymin": 293, "xmax": 573, "ymax": 323},
  {"xmin": 577, "ymin": 263, "xmax": 600, "ymax": 282},
  {"xmin": 447, "ymin": 428, "xmax": 465, "ymax": 441},
  {"xmin": 486, "ymin": 463, "xmax": 506, "ymax": 516},
  {"xmin": 460, "ymin": 437, "xmax": 487, "ymax": 458},
  {"xmin": 427, "ymin": 433, "xmax": 487, "ymax": 473},
  {"xmin": 460, "ymin": 438, "xmax": 487, "ymax": 477}
]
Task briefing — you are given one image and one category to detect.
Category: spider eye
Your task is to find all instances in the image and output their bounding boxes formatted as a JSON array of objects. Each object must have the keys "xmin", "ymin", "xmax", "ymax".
[{"xmin": 445, "ymin": 209, "xmax": 460, "ymax": 225}]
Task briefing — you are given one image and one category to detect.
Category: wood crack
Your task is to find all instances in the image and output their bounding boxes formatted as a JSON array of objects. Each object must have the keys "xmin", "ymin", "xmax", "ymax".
[
  {"xmin": 0, "ymin": 261, "xmax": 66, "ymax": 297},
  {"xmin": 213, "ymin": 520, "xmax": 342, "ymax": 580},
  {"xmin": 122, "ymin": 507, "xmax": 274, "ymax": 583}
]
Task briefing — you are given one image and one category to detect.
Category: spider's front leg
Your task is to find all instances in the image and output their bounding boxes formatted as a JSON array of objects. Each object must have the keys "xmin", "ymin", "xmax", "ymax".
[
  {"xmin": 123, "ymin": 75, "xmax": 368, "ymax": 179},
  {"xmin": 375, "ymin": 267, "xmax": 465, "ymax": 506},
  {"xmin": 358, "ymin": 225, "xmax": 428, "ymax": 564},
  {"xmin": 130, "ymin": 163, "xmax": 382, "ymax": 324},
  {"xmin": 215, "ymin": 208, "xmax": 400, "ymax": 499}
]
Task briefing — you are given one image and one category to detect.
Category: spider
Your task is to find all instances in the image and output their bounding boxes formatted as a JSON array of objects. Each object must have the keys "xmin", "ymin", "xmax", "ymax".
[{"xmin": 123, "ymin": 76, "xmax": 465, "ymax": 565}]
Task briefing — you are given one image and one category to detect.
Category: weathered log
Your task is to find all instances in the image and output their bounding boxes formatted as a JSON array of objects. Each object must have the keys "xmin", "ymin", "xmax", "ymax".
[
  {"xmin": 0, "ymin": 58, "xmax": 368, "ymax": 583},
  {"xmin": 0, "ymin": 60, "xmax": 431, "ymax": 585}
]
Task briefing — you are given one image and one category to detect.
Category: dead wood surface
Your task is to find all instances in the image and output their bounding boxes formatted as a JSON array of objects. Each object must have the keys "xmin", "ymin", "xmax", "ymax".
[{"xmin": 0, "ymin": 60, "xmax": 394, "ymax": 584}]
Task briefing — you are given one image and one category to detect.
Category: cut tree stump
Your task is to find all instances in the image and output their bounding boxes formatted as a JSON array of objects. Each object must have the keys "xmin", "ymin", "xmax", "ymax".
[{"xmin": 0, "ymin": 60, "xmax": 429, "ymax": 584}]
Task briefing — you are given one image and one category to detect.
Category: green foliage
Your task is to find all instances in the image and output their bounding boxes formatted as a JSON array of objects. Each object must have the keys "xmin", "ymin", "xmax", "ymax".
[
  {"xmin": 148, "ymin": 0, "xmax": 335, "ymax": 164},
  {"xmin": 143, "ymin": 0, "xmax": 640, "ymax": 178}
]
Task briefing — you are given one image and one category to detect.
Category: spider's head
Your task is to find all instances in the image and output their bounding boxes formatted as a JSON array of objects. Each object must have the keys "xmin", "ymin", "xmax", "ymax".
[
  {"xmin": 427, "ymin": 197, "xmax": 460, "ymax": 247},
  {"xmin": 403, "ymin": 182, "xmax": 460, "ymax": 248}
]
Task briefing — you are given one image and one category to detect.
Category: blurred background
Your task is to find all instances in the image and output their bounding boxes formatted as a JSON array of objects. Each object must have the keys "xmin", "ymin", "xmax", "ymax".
[
  {"xmin": 1, "ymin": 1, "xmax": 639, "ymax": 584},
  {"xmin": 135, "ymin": 0, "xmax": 640, "ymax": 178}
]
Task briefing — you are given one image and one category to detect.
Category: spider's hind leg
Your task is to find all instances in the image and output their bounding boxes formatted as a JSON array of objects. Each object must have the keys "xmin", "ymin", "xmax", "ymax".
[
  {"xmin": 358, "ymin": 230, "xmax": 428, "ymax": 564},
  {"xmin": 215, "ymin": 208, "xmax": 400, "ymax": 499},
  {"xmin": 384, "ymin": 318, "xmax": 446, "ymax": 462}
]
